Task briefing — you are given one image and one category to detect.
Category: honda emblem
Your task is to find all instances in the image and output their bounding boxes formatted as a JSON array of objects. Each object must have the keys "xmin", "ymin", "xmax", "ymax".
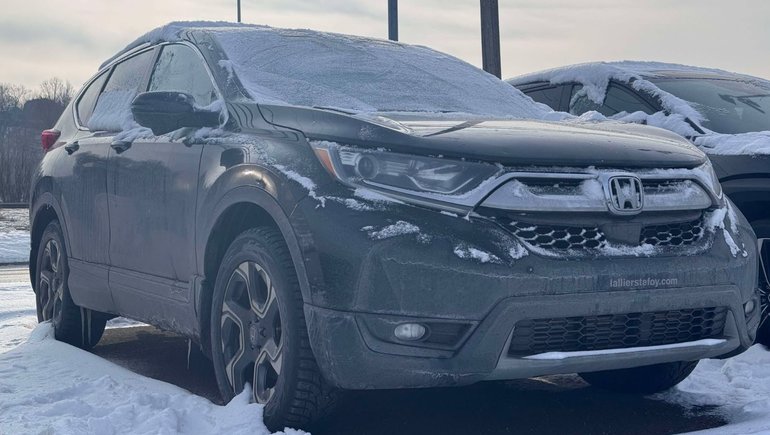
[{"xmin": 607, "ymin": 176, "xmax": 644, "ymax": 215}]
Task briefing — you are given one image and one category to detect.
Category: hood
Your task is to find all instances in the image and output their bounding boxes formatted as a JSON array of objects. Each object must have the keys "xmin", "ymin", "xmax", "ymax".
[{"xmin": 255, "ymin": 105, "xmax": 707, "ymax": 169}]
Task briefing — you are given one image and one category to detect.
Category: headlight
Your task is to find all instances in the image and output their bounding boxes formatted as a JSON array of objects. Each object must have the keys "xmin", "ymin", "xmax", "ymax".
[
  {"xmin": 312, "ymin": 142, "xmax": 501, "ymax": 200},
  {"xmin": 694, "ymin": 160, "xmax": 723, "ymax": 200}
]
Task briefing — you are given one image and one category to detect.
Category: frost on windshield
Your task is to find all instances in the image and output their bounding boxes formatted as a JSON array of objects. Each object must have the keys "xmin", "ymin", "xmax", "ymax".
[
  {"xmin": 212, "ymin": 26, "xmax": 548, "ymax": 118},
  {"xmin": 111, "ymin": 22, "xmax": 548, "ymax": 118}
]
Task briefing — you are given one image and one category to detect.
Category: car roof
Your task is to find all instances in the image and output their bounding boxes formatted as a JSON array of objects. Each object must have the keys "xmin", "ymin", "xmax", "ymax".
[{"xmin": 508, "ymin": 61, "xmax": 768, "ymax": 87}]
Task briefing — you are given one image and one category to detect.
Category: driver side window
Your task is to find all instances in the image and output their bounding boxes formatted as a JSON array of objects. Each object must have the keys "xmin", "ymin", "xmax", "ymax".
[{"xmin": 149, "ymin": 44, "xmax": 218, "ymax": 107}]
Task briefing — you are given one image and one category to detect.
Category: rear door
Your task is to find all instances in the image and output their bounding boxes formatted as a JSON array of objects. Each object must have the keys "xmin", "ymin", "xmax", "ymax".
[
  {"xmin": 106, "ymin": 43, "xmax": 219, "ymax": 325},
  {"xmin": 55, "ymin": 71, "xmax": 114, "ymax": 312}
]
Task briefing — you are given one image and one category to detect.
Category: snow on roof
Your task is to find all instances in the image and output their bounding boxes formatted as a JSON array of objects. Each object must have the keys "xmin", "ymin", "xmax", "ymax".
[
  {"xmin": 105, "ymin": 21, "xmax": 549, "ymax": 118},
  {"xmin": 101, "ymin": 21, "xmax": 255, "ymax": 69}
]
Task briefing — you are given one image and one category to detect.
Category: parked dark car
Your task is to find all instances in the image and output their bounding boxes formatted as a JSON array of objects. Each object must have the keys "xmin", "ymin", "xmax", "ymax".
[
  {"xmin": 508, "ymin": 61, "xmax": 770, "ymax": 345},
  {"xmin": 31, "ymin": 26, "xmax": 760, "ymax": 430}
]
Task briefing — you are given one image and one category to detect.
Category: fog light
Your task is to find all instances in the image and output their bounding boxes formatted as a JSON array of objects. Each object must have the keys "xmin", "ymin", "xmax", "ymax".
[
  {"xmin": 744, "ymin": 299, "xmax": 756, "ymax": 315},
  {"xmin": 394, "ymin": 323, "xmax": 427, "ymax": 341}
]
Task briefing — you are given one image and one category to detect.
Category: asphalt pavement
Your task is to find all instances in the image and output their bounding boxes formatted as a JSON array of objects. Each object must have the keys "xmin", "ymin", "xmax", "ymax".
[{"xmin": 3, "ymin": 265, "xmax": 726, "ymax": 434}]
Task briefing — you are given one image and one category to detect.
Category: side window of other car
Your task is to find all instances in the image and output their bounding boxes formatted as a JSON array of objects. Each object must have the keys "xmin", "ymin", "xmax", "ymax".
[
  {"xmin": 149, "ymin": 44, "xmax": 217, "ymax": 107},
  {"xmin": 523, "ymin": 85, "xmax": 564, "ymax": 111},
  {"xmin": 76, "ymin": 72, "xmax": 108, "ymax": 127},
  {"xmin": 570, "ymin": 83, "xmax": 657, "ymax": 117},
  {"xmin": 88, "ymin": 50, "xmax": 155, "ymax": 132}
]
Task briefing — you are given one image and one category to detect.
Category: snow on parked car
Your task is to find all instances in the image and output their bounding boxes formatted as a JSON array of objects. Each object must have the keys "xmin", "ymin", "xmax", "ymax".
[
  {"xmin": 25, "ymin": 20, "xmax": 763, "ymax": 432},
  {"xmin": 509, "ymin": 61, "xmax": 770, "ymax": 345}
]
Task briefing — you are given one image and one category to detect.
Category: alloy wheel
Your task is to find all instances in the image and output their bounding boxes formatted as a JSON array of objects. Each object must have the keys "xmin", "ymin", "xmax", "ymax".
[
  {"xmin": 220, "ymin": 261, "xmax": 283, "ymax": 404},
  {"xmin": 38, "ymin": 239, "xmax": 64, "ymax": 325}
]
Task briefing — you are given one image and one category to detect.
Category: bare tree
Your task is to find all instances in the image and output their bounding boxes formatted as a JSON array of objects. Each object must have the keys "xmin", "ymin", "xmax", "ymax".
[
  {"xmin": 37, "ymin": 78, "xmax": 75, "ymax": 106},
  {"xmin": 0, "ymin": 78, "xmax": 72, "ymax": 203},
  {"xmin": 0, "ymin": 84, "xmax": 29, "ymax": 112}
]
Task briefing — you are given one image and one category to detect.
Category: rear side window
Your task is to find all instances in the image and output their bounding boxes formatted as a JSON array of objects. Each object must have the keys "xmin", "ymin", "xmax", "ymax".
[
  {"xmin": 88, "ymin": 50, "xmax": 155, "ymax": 132},
  {"xmin": 76, "ymin": 72, "xmax": 108, "ymax": 126},
  {"xmin": 523, "ymin": 86, "xmax": 563, "ymax": 111},
  {"xmin": 149, "ymin": 45, "xmax": 217, "ymax": 107},
  {"xmin": 570, "ymin": 83, "xmax": 657, "ymax": 117}
]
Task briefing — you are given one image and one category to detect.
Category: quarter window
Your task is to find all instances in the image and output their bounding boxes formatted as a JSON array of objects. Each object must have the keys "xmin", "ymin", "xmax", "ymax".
[
  {"xmin": 88, "ymin": 50, "xmax": 155, "ymax": 132},
  {"xmin": 76, "ymin": 72, "xmax": 108, "ymax": 126},
  {"xmin": 149, "ymin": 45, "xmax": 217, "ymax": 107}
]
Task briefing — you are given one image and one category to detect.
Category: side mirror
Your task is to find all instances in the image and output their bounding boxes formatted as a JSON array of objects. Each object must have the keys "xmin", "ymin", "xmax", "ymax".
[{"xmin": 131, "ymin": 92, "xmax": 221, "ymax": 136}]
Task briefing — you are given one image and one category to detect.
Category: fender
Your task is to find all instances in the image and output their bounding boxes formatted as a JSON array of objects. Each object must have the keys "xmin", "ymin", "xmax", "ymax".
[
  {"xmin": 196, "ymin": 184, "xmax": 313, "ymax": 301},
  {"xmin": 28, "ymin": 189, "xmax": 71, "ymax": 287}
]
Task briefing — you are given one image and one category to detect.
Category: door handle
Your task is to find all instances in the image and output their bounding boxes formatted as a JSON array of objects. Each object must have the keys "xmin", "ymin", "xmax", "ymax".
[
  {"xmin": 110, "ymin": 140, "xmax": 132, "ymax": 153},
  {"xmin": 64, "ymin": 141, "xmax": 79, "ymax": 155}
]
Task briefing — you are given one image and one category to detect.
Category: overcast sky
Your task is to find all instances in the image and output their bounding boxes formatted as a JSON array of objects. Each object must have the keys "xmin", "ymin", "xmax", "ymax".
[{"xmin": 3, "ymin": 0, "xmax": 768, "ymax": 91}]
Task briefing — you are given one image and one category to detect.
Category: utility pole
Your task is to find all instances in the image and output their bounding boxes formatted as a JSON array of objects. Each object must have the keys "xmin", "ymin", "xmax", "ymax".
[
  {"xmin": 237, "ymin": 0, "xmax": 242, "ymax": 23},
  {"xmin": 480, "ymin": 0, "xmax": 501, "ymax": 78},
  {"xmin": 388, "ymin": 0, "xmax": 398, "ymax": 41}
]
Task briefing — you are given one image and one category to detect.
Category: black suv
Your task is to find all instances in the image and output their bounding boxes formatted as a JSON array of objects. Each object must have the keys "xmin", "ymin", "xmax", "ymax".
[
  {"xmin": 509, "ymin": 61, "xmax": 770, "ymax": 344},
  {"xmin": 31, "ymin": 25, "xmax": 760, "ymax": 430}
]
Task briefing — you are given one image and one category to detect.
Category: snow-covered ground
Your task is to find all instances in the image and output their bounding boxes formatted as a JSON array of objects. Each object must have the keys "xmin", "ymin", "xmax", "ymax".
[
  {"xmin": 0, "ymin": 208, "xmax": 29, "ymax": 264},
  {"xmin": 659, "ymin": 346, "xmax": 770, "ymax": 434},
  {"xmin": 0, "ymin": 275, "xmax": 301, "ymax": 434},
  {"xmin": 0, "ymin": 231, "xmax": 29, "ymax": 264}
]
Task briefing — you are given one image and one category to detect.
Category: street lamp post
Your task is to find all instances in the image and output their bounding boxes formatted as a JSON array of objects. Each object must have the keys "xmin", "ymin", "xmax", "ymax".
[
  {"xmin": 480, "ymin": 0, "xmax": 501, "ymax": 78},
  {"xmin": 237, "ymin": 0, "xmax": 242, "ymax": 23},
  {"xmin": 388, "ymin": 0, "xmax": 398, "ymax": 41}
]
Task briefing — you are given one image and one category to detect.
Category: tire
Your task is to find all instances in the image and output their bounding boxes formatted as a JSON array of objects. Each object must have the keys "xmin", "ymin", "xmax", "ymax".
[
  {"xmin": 579, "ymin": 361, "xmax": 698, "ymax": 394},
  {"xmin": 751, "ymin": 219, "xmax": 770, "ymax": 346},
  {"xmin": 35, "ymin": 221, "xmax": 106, "ymax": 349},
  {"xmin": 210, "ymin": 227, "xmax": 337, "ymax": 431}
]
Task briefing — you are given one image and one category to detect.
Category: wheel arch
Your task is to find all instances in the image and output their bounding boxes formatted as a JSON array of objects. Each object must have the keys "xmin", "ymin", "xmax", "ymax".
[
  {"xmin": 196, "ymin": 186, "xmax": 311, "ymax": 355},
  {"xmin": 29, "ymin": 190, "xmax": 68, "ymax": 290}
]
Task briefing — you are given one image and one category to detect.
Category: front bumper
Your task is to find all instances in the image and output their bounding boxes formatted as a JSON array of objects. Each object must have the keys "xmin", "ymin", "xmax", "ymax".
[
  {"xmin": 293, "ymin": 195, "xmax": 760, "ymax": 390},
  {"xmin": 306, "ymin": 285, "xmax": 759, "ymax": 389}
]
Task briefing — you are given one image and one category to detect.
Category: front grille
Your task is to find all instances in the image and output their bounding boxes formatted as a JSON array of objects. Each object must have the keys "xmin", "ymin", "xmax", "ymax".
[
  {"xmin": 509, "ymin": 218, "xmax": 705, "ymax": 252},
  {"xmin": 511, "ymin": 223, "xmax": 607, "ymax": 250},
  {"xmin": 507, "ymin": 307, "xmax": 728, "ymax": 357},
  {"xmin": 640, "ymin": 220, "xmax": 705, "ymax": 247}
]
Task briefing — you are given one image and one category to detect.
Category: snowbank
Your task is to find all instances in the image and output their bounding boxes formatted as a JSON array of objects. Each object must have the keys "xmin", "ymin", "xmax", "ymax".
[
  {"xmin": 0, "ymin": 281, "xmax": 37, "ymax": 353},
  {"xmin": 0, "ymin": 323, "xmax": 303, "ymax": 435},
  {"xmin": 0, "ymin": 273, "xmax": 293, "ymax": 433},
  {"xmin": 0, "ymin": 230, "xmax": 29, "ymax": 264},
  {"xmin": 658, "ymin": 345, "xmax": 770, "ymax": 435}
]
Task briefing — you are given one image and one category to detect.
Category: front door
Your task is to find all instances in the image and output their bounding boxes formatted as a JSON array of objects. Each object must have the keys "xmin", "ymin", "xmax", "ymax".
[{"xmin": 106, "ymin": 43, "xmax": 219, "ymax": 323}]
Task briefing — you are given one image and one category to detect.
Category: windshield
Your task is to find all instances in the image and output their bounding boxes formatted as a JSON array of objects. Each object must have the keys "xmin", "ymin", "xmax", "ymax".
[
  {"xmin": 651, "ymin": 77, "xmax": 770, "ymax": 134},
  {"xmin": 212, "ymin": 27, "xmax": 546, "ymax": 118}
]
